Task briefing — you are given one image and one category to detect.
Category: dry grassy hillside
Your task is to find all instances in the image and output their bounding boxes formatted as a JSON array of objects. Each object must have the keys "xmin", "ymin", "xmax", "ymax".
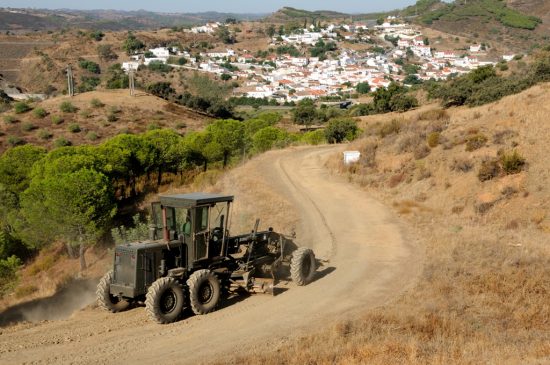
[
  {"xmin": 224, "ymin": 83, "xmax": 550, "ymax": 364},
  {"xmin": 0, "ymin": 90, "xmax": 211, "ymax": 153}
]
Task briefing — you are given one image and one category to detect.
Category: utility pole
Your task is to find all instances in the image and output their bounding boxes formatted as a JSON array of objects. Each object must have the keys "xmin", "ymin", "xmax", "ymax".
[
  {"xmin": 129, "ymin": 70, "xmax": 135, "ymax": 96},
  {"xmin": 67, "ymin": 65, "xmax": 74, "ymax": 97}
]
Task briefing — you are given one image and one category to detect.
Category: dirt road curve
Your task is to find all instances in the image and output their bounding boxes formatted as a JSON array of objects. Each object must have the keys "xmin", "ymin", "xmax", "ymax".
[{"xmin": 0, "ymin": 146, "xmax": 422, "ymax": 365}]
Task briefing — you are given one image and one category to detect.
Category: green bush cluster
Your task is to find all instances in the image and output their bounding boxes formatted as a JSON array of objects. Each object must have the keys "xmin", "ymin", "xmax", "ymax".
[
  {"xmin": 419, "ymin": 0, "xmax": 540, "ymax": 30},
  {"xmin": 14, "ymin": 102, "xmax": 32, "ymax": 114},
  {"xmin": 60, "ymin": 101, "xmax": 77, "ymax": 113},
  {"xmin": 466, "ymin": 133, "xmax": 488, "ymax": 151},
  {"xmin": 477, "ymin": 150, "xmax": 526, "ymax": 181},
  {"xmin": 500, "ymin": 150, "xmax": 525, "ymax": 174},
  {"xmin": 106, "ymin": 64, "xmax": 130, "ymax": 89},
  {"xmin": 427, "ymin": 52, "xmax": 550, "ymax": 107},
  {"xmin": 78, "ymin": 76, "xmax": 101, "ymax": 93},
  {"xmin": 33, "ymin": 108, "xmax": 48, "ymax": 119},
  {"xmin": 324, "ymin": 118, "xmax": 359, "ymax": 144},
  {"xmin": 148, "ymin": 61, "xmax": 173, "ymax": 73},
  {"xmin": 78, "ymin": 59, "xmax": 101, "ymax": 74}
]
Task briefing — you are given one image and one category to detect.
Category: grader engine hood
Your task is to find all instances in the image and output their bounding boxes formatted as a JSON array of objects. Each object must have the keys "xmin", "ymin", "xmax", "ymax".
[
  {"xmin": 110, "ymin": 241, "xmax": 165, "ymax": 298},
  {"xmin": 110, "ymin": 245, "xmax": 140, "ymax": 298}
]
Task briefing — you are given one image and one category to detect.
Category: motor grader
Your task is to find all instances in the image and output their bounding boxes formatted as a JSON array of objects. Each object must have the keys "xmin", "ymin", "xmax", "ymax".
[{"xmin": 97, "ymin": 192, "xmax": 317, "ymax": 324}]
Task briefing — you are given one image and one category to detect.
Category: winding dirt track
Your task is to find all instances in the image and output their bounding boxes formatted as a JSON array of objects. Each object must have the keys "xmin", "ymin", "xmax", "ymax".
[{"xmin": 0, "ymin": 146, "xmax": 422, "ymax": 364}]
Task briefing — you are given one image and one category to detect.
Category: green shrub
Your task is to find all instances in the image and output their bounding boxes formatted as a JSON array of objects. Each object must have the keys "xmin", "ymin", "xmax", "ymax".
[
  {"xmin": 148, "ymin": 61, "xmax": 172, "ymax": 73},
  {"xmin": 107, "ymin": 113, "xmax": 118, "ymax": 122},
  {"xmin": 466, "ymin": 133, "xmax": 488, "ymax": 151},
  {"xmin": 301, "ymin": 129, "xmax": 326, "ymax": 145},
  {"xmin": 77, "ymin": 76, "xmax": 101, "ymax": 92},
  {"xmin": 86, "ymin": 131, "xmax": 99, "ymax": 141},
  {"xmin": 38, "ymin": 129, "xmax": 53, "ymax": 140},
  {"xmin": 14, "ymin": 102, "xmax": 32, "ymax": 114},
  {"xmin": 325, "ymin": 118, "xmax": 359, "ymax": 144},
  {"xmin": 0, "ymin": 255, "xmax": 22, "ymax": 295},
  {"xmin": 78, "ymin": 59, "xmax": 101, "ymax": 74},
  {"xmin": 252, "ymin": 126, "xmax": 288, "ymax": 152},
  {"xmin": 378, "ymin": 119, "xmax": 401, "ymax": 138},
  {"xmin": 427, "ymin": 132, "xmax": 440, "ymax": 148},
  {"xmin": 67, "ymin": 123, "xmax": 81, "ymax": 133},
  {"xmin": 500, "ymin": 150, "xmax": 525, "ymax": 174},
  {"xmin": 109, "ymin": 105, "xmax": 122, "ymax": 114},
  {"xmin": 111, "ymin": 215, "xmax": 150, "ymax": 245},
  {"xmin": 147, "ymin": 122, "xmax": 161, "ymax": 131},
  {"xmin": 54, "ymin": 137, "xmax": 71, "ymax": 147},
  {"xmin": 60, "ymin": 101, "xmax": 77, "ymax": 113},
  {"xmin": 51, "ymin": 115, "xmax": 64, "ymax": 125},
  {"xmin": 478, "ymin": 158, "xmax": 500, "ymax": 182},
  {"xmin": 3, "ymin": 115, "xmax": 16, "ymax": 124},
  {"xmin": 33, "ymin": 107, "xmax": 48, "ymax": 119},
  {"xmin": 7, "ymin": 136, "xmax": 24, "ymax": 146},
  {"xmin": 90, "ymin": 98, "xmax": 105, "ymax": 108},
  {"xmin": 21, "ymin": 122, "xmax": 36, "ymax": 132}
]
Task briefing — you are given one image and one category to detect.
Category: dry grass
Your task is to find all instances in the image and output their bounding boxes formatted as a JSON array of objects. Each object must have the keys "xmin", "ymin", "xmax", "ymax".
[
  {"xmin": 0, "ymin": 90, "xmax": 211, "ymax": 153},
  {"xmin": 219, "ymin": 83, "xmax": 550, "ymax": 364}
]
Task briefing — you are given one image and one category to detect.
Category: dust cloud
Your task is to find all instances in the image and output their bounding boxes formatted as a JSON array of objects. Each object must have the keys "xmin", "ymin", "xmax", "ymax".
[{"xmin": 0, "ymin": 278, "xmax": 98, "ymax": 327}]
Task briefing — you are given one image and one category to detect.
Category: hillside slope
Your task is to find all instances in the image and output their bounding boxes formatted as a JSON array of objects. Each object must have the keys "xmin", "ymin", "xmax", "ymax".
[
  {"xmin": 0, "ymin": 90, "xmax": 211, "ymax": 153},
  {"xmin": 410, "ymin": 0, "xmax": 547, "ymax": 52},
  {"xmin": 265, "ymin": 7, "xmax": 349, "ymax": 23},
  {"xmin": 223, "ymin": 84, "xmax": 550, "ymax": 364},
  {"xmin": 0, "ymin": 8, "xmax": 264, "ymax": 32}
]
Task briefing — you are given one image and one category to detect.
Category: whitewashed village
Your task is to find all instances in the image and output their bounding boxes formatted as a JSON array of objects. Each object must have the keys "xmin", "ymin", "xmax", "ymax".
[{"xmin": 120, "ymin": 16, "xmax": 516, "ymax": 103}]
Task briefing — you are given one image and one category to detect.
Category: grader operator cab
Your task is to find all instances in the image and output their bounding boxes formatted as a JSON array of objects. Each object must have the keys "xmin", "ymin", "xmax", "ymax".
[{"xmin": 97, "ymin": 192, "xmax": 318, "ymax": 324}]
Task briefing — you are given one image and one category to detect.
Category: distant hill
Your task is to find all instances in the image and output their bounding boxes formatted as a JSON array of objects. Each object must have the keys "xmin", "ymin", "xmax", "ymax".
[
  {"xmin": 265, "ymin": 7, "xmax": 349, "ymax": 23},
  {"xmin": 403, "ymin": 0, "xmax": 548, "ymax": 52},
  {"xmin": 0, "ymin": 8, "xmax": 265, "ymax": 32}
]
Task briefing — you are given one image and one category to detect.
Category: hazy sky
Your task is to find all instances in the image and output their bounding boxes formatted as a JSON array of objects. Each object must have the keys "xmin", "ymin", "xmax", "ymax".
[{"xmin": 0, "ymin": 0, "xmax": 420, "ymax": 14}]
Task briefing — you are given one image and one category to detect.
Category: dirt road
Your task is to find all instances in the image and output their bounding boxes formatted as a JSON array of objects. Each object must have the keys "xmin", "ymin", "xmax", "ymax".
[{"xmin": 0, "ymin": 145, "xmax": 422, "ymax": 364}]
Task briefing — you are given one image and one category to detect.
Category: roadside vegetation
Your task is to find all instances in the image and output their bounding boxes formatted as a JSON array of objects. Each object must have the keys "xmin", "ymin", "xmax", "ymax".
[{"xmin": 0, "ymin": 106, "xmax": 359, "ymax": 299}]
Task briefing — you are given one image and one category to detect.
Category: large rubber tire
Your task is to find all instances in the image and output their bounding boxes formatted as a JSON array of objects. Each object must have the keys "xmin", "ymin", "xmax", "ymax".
[
  {"xmin": 96, "ymin": 270, "xmax": 130, "ymax": 313},
  {"xmin": 187, "ymin": 269, "xmax": 221, "ymax": 315},
  {"xmin": 290, "ymin": 247, "xmax": 316, "ymax": 286},
  {"xmin": 145, "ymin": 277, "xmax": 185, "ymax": 324}
]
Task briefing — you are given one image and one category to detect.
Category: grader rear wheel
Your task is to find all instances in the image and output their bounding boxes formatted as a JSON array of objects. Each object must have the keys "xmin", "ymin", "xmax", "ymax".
[
  {"xmin": 187, "ymin": 269, "xmax": 221, "ymax": 315},
  {"xmin": 290, "ymin": 247, "xmax": 316, "ymax": 286}
]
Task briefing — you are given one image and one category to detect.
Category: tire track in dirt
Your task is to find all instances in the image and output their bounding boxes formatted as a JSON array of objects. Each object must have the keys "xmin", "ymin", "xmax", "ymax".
[
  {"xmin": 275, "ymin": 150, "xmax": 338, "ymax": 259},
  {"xmin": 0, "ymin": 145, "xmax": 423, "ymax": 365}
]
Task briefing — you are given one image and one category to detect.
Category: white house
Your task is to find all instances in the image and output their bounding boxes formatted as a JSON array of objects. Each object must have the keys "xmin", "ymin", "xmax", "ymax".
[
  {"xmin": 435, "ymin": 50, "xmax": 457, "ymax": 59},
  {"xmin": 122, "ymin": 61, "xmax": 140, "ymax": 72},
  {"xmin": 470, "ymin": 44, "xmax": 482, "ymax": 53},
  {"xmin": 412, "ymin": 45, "xmax": 432, "ymax": 58},
  {"xmin": 149, "ymin": 47, "xmax": 170, "ymax": 59},
  {"xmin": 397, "ymin": 39, "xmax": 411, "ymax": 48}
]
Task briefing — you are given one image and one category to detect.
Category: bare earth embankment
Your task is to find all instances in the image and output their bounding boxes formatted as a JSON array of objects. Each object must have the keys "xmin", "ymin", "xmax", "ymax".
[{"xmin": 0, "ymin": 145, "xmax": 422, "ymax": 364}]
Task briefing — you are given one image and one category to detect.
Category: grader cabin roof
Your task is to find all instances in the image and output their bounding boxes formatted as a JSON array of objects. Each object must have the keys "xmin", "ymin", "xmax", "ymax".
[{"xmin": 159, "ymin": 193, "xmax": 234, "ymax": 208}]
